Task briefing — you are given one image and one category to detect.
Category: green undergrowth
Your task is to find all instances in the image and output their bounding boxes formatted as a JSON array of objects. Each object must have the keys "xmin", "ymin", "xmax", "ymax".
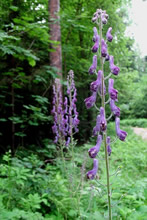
[
  {"xmin": 120, "ymin": 118, "xmax": 147, "ymax": 128},
  {"xmin": 0, "ymin": 126, "xmax": 146, "ymax": 219}
]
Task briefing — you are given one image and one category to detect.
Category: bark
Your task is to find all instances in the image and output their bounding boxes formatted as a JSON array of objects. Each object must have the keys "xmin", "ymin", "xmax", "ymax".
[{"xmin": 49, "ymin": 0, "xmax": 62, "ymax": 77}]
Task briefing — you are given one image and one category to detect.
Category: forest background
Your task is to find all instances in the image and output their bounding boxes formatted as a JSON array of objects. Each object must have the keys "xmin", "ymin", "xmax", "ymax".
[{"xmin": 0, "ymin": 0, "xmax": 146, "ymax": 219}]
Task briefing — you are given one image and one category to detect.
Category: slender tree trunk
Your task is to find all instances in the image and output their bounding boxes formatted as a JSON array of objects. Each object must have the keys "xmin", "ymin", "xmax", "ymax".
[{"xmin": 49, "ymin": 0, "xmax": 62, "ymax": 78}]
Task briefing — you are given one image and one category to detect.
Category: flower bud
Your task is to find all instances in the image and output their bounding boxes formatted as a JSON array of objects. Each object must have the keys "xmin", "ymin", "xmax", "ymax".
[
  {"xmin": 100, "ymin": 107, "xmax": 107, "ymax": 131},
  {"xmin": 87, "ymin": 159, "xmax": 98, "ymax": 180},
  {"xmin": 93, "ymin": 27, "xmax": 99, "ymax": 42},
  {"xmin": 108, "ymin": 78, "xmax": 118, "ymax": 101},
  {"xmin": 110, "ymin": 99, "xmax": 120, "ymax": 117},
  {"xmin": 115, "ymin": 117, "xmax": 127, "ymax": 141},
  {"xmin": 101, "ymin": 13, "xmax": 107, "ymax": 24},
  {"xmin": 109, "ymin": 56, "xmax": 120, "ymax": 75},
  {"xmin": 92, "ymin": 115, "xmax": 101, "ymax": 136},
  {"xmin": 88, "ymin": 135, "xmax": 102, "ymax": 158},
  {"xmin": 92, "ymin": 38, "xmax": 100, "ymax": 53},
  {"xmin": 101, "ymin": 39, "xmax": 107, "ymax": 57},
  {"xmin": 106, "ymin": 27, "xmax": 113, "ymax": 42},
  {"xmin": 88, "ymin": 55, "xmax": 97, "ymax": 74},
  {"xmin": 84, "ymin": 92, "xmax": 97, "ymax": 109},
  {"xmin": 105, "ymin": 54, "xmax": 110, "ymax": 61}
]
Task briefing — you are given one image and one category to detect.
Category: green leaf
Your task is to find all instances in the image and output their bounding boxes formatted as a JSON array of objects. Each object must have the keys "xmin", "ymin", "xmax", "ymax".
[
  {"xmin": 9, "ymin": 6, "xmax": 19, "ymax": 11},
  {"xmin": 28, "ymin": 58, "xmax": 36, "ymax": 67},
  {"xmin": 0, "ymin": 118, "xmax": 7, "ymax": 122},
  {"xmin": 15, "ymin": 132, "xmax": 26, "ymax": 137}
]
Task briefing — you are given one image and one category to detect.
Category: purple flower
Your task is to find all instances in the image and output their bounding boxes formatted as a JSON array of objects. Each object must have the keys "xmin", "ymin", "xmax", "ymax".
[
  {"xmin": 100, "ymin": 107, "xmax": 107, "ymax": 131},
  {"xmin": 89, "ymin": 55, "xmax": 97, "ymax": 74},
  {"xmin": 93, "ymin": 27, "xmax": 99, "ymax": 42},
  {"xmin": 65, "ymin": 137, "xmax": 70, "ymax": 147},
  {"xmin": 109, "ymin": 56, "xmax": 120, "ymax": 75},
  {"xmin": 101, "ymin": 39, "xmax": 107, "ymax": 57},
  {"xmin": 107, "ymin": 136, "xmax": 111, "ymax": 156},
  {"xmin": 115, "ymin": 117, "xmax": 127, "ymax": 141},
  {"xmin": 87, "ymin": 159, "xmax": 98, "ymax": 180},
  {"xmin": 92, "ymin": 40, "xmax": 99, "ymax": 53},
  {"xmin": 88, "ymin": 135, "xmax": 102, "ymax": 158},
  {"xmin": 84, "ymin": 92, "xmax": 97, "ymax": 109},
  {"xmin": 108, "ymin": 78, "xmax": 118, "ymax": 101},
  {"xmin": 110, "ymin": 99, "xmax": 120, "ymax": 117},
  {"xmin": 90, "ymin": 70, "xmax": 102, "ymax": 92},
  {"xmin": 64, "ymin": 115, "xmax": 69, "ymax": 132},
  {"xmin": 52, "ymin": 123, "xmax": 57, "ymax": 134},
  {"xmin": 64, "ymin": 97, "xmax": 68, "ymax": 114},
  {"xmin": 90, "ymin": 79, "xmax": 99, "ymax": 92},
  {"xmin": 73, "ymin": 115, "xmax": 80, "ymax": 127},
  {"xmin": 105, "ymin": 54, "xmax": 110, "ymax": 61},
  {"xmin": 106, "ymin": 27, "xmax": 113, "ymax": 42},
  {"xmin": 91, "ymin": 30, "xmax": 100, "ymax": 53},
  {"xmin": 101, "ymin": 13, "xmax": 107, "ymax": 24},
  {"xmin": 51, "ymin": 106, "xmax": 55, "ymax": 114},
  {"xmin": 92, "ymin": 115, "xmax": 101, "ymax": 136},
  {"xmin": 92, "ymin": 70, "xmax": 106, "ymax": 95}
]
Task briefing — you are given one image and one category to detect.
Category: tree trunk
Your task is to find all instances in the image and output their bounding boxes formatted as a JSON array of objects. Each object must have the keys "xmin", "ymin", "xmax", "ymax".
[{"xmin": 49, "ymin": 0, "xmax": 62, "ymax": 78}]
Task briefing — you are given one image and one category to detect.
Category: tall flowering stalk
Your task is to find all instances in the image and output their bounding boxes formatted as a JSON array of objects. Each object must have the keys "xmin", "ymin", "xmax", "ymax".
[
  {"xmin": 66, "ymin": 70, "xmax": 79, "ymax": 147},
  {"xmin": 51, "ymin": 71, "xmax": 79, "ymax": 148},
  {"xmin": 51, "ymin": 78, "xmax": 65, "ymax": 145},
  {"xmin": 85, "ymin": 9, "xmax": 127, "ymax": 219}
]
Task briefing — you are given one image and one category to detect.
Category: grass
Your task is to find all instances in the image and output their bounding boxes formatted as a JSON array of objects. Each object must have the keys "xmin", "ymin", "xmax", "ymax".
[{"xmin": 120, "ymin": 118, "xmax": 147, "ymax": 128}]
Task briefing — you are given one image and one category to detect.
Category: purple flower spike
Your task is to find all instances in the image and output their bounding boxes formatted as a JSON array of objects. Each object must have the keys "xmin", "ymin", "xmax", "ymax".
[
  {"xmin": 107, "ymin": 136, "xmax": 111, "ymax": 156},
  {"xmin": 115, "ymin": 117, "xmax": 127, "ymax": 141},
  {"xmin": 100, "ymin": 107, "xmax": 107, "ymax": 131},
  {"xmin": 108, "ymin": 78, "xmax": 118, "ymax": 101},
  {"xmin": 93, "ymin": 27, "xmax": 99, "ymax": 42},
  {"xmin": 87, "ymin": 159, "xmax": 98, "ymax": 180},
  {"xmin": 88, "ymin": 135, "xmax": 102, "ymax": 158},
  {"xmin": 101, "ymin": 39, "xmax": 107, "ymax": 57},
  {"xmin": 106, "ymin": 27, "xmax": 113, "ymax": 42},
  {"xmin": 89, "ymin": 55, "xmax": 97, "ymax": 74},
  {"xmin": 84, "ymin": 92, "xmax": 97, "ymax": 109},
  {"xmin": 109, "ymin": 56, "xmax": 120, "ymax": 75}
]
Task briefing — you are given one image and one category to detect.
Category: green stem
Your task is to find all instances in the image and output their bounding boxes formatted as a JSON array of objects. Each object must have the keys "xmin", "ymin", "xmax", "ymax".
[{"xmin": 99, "ymin": 19, "xmax": 112, "ymax": 220}]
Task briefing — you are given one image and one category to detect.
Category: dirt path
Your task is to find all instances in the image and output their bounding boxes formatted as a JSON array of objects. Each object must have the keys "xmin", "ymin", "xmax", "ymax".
[{"xmin": 132, "ymin": 127, "xmax": 147, "ymax": 141}]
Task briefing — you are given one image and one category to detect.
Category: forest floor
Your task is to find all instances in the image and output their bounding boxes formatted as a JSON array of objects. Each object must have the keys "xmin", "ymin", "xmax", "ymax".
[{"xmin": 132, "ymin": 127, "xmax": 147, "ymax": 140}]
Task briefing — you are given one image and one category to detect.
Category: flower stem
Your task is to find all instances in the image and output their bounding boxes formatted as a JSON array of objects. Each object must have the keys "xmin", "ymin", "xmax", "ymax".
[{"xmin": 99, "ymin": 19, "xmax": 112, "ymax": 220}]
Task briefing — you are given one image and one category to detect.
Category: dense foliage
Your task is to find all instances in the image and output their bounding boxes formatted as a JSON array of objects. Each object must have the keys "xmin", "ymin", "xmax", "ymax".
[{"xmin": 0, "ymin": 126, "xmax": 146, "ymax": 219}]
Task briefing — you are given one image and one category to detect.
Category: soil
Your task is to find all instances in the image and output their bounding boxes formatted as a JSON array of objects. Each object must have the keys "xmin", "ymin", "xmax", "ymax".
[{"xmin": 132, "ymin": 127, "xmax": 147, "ymax": 141}]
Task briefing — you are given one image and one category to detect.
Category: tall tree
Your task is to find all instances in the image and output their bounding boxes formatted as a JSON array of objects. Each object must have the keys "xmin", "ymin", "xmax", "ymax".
[{"xmin": 49, "ymin": 0, "xmax": 62, "ymax": 79}]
